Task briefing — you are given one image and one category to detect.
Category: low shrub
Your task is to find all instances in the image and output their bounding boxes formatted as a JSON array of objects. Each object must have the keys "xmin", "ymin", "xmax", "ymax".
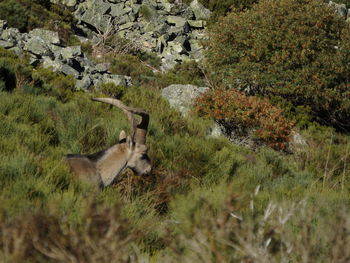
[
  {"xmin": 139, "ymin": 4, "xmax": 155, "ymax": 21},
  {"xmin": 0, "ymin": 0, "xmax": 28, "ymax": 32},
  {"xmin": 98, "ymin": 82, "xmax": 126, "ymax": 98},
  {"xmin": 0, "ymin": 48, "xmax": 33, "ymax": 91},
  {"xmin": 0, "ymin": 0, "xmax": 77, "ymax": 44},
  {"xmin": 109, "ymin": 54, "xmax": 156, "ymax": 86},
  {"xmin": 205, "ymin": 0, "xmax": 350, "ymax": 131},
  {"xmin": 0, "ymin": 77, "xmax": 349, "ymax": 262},
  {"xmin": 31, "ymin": 67, "xmax": 76, "ymax": 102},
  {"xmin": 156, "ymin": 61, "xmax": 206, "ymax": 88},
  {"xmin": 193, "ymin": 88, "xmax": 295, "ymax": 150}
]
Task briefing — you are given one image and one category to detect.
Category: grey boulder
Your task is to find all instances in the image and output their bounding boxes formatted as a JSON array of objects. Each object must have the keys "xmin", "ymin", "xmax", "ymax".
[{"xmin": 161, "ymin": 84, "xmax": 209, "ymax": 115}]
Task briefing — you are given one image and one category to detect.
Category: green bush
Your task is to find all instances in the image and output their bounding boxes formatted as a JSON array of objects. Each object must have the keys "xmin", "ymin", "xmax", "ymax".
[
  {"xmin": 109, "ymin": 54, "xmax": 157, "ymax": 86},
  {"xmin": 109, "ymin": 54, "xmax": 206, "ymax": 88},
  {"xmin": 0, "ymin": 48, "xmax": 32, "ymax": 91},
  {"xmin": 0, "ymin": 48, "xmax": 76, "ymax": 100},
  {"xmin": 0, "ymin": 84, "xmax": 349, "ymax": 261},
  {"xmin": 139, "ymin": 4, "xmax": 154, "ymax": 21},
  {"xmin": 205, "ymin": 0, "xmax": 350, "ymax": 131},
  {"xmin": 0, "ymin": 0, "xmax": 77, "ymax": 44},
  {"xmin": 31, "ymin": 67, "xmax": 76, "ymax": 102},
  {"xmin": 0, "ymin": 0, "xmax": 29, "ymax": 32},
  {"xmin": 156, "ymin": 61, "xmax": 206, "ymax": 88},
  {"xmin": 98, "ymin": 82, "xmax": 126, "ymax": 98}
]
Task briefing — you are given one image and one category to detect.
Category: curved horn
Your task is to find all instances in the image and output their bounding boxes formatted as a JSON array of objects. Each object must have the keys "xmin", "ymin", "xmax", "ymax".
[{"xmin": 92, "ymin": 97, "xmax": 149, "ymax": 144}]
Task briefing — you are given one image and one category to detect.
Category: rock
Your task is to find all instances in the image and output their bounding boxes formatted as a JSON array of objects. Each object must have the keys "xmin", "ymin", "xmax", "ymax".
[
  {"xmin": 190, "ymin": 0, "xmax": 211, "ymax": 20},
  {"xmin": 95, "ymin": 63, "xmax": 110, "ymax": 73},
  {"xmin": 56, "ymin": 0, "xmax": 209, "ymax": 70},
  {"xmin": 80, "ymin": 9, "xmax": 111, "ymax": 32},
  {"xmin": 60, "ymin": 46, "xmax": 82, "ymax": 60},
  {"xmin": 49, "ymin": 44, "xmax": 64, "ymax": 56},
  {"xmin": 67, "ymin": 58, "xmax": 84, "ymax": 72},
  {"xmin": 42, "ymin": 57, "xmax": 63, "ymax": 71},
  {"xmin": 90, "ymin": 0, "xmax": 112, "ymax": 15},
  {"xmin": 103, "ymin": 74, "xmax": 132, "ymax": 87},
  {"xmin": 110, "ymin": 3, "xmax": 127, "ymax": 17},
  {"xmin": 29, "ymin": 56, "xmax": 41, "ymax": 66},
  {"xmin": 161, "ymin": 84, "xmax": 209, "ymax": 115},
  {"xmin": 188, "ymin": 39, "xmax": 203, "ymax": 59},
  {"xmin": 76, "ymin": 75, "xmax": 92, "ymax": 90},
  {"xmin": 42, "ymin": 57, "xmax": 80, "ymax": 78},
  {"xmin": 208, "ymin": 123, "xmax": 225, "ymax": 138},
  {"xmin": 1, "ymin": 28, "xmax": 20, "ymax": 42},
  {"xmin": 0, "ymin": 20, "xmax": 7, "ymax": 30},
  {"xmin": 29, "ymin": 29, "xmax": 60, "ymax": 45},
  {"xmin": 162, "ymin": 2, "xmax": 173, "ymax": 13},
  {"xmin": 119, "ymin": 22, "xmax": 135, "ymax": 31},
  {"xmin": 76, "ymin": 0, "xmax": 113, "ymax": 32},
  {"xmin": 91, "ymin": 73, "xmax": 104, "ymax": 86},
  {"xmin": 292, "ymin": 132, "xmax": 307, "ymax": 146},
  {"xmin": 168, "ymin": 3, "xmax": 187, "ymax": 16},
  {"xmin": 181, "ymin": 7, "xmax": 195, "ymax": 20},
  {"xmin": 0, "ymin": 40, "xmax": 14, "ymax": 48},
  {"xmin": 50, "ymin": 0, "xmax": 78, "ymax": 7},
  {"xmin": 61, "ymin": 64, "xmax": 81, "ymax": 78},
  {"xmin": 167, "ymin": 16, "xmax": 187, "ymax": 27},
  {"xmin": 24, "ymin": 37, "xmax": 53, "ymax": 57},
  {"xmin": 166, "ymin": 40, "xmax": 185, "ymax": 54},
  {"xmin": 187, "ymin": 20, "xmax": 205, "ymax": 29},
  {"xmin": 153, "ymin": 23, "xmax": 170, "ymax": 37},
  {"xmin": 329, "ymin": 1, "xmax": 348, "ymax": 17},
  {"xmin": 8, "ymin": 46, "xmax": 23, "ymax": 56}
]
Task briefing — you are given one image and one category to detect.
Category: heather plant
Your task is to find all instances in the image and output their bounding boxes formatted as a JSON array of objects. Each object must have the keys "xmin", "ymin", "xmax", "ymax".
[
  {"xmin": 0, "ymin": 5, "xmax": 349, "ymax": 260},
  {"xmin": 0, "ymin": 84, "xmax": 349, "ymax": 261},
  {"xmin": 108, "ymin": 54, "xmax": 205, "ymax": 88},
  {"xmin": 0, "ymin": 48, "xmax": 33, "ymax": 91},
  {"xmin": 109, "ymin": 54, "xmax": 157, "ymax": 86},
  {"xmin": 0, "ymin": 0, "xmax": 77, "ymax": 44},
  {"xmin": 156, "ymin": 60, "xmax": 207, "ymax": 88},
  {"xmin": 0, "ymin": 0, "xmax": 28, "ymax": 32},
  {"xmin": 31, "ymin": 67, "xmax": 76, "ymax": 102},
  {"xmin": 205, "ymin": 0, "xmax": 350, "ymax": 131},
  {"xmin": 98, "ymin": 83, "xmax": 126, "ymax": 98}
]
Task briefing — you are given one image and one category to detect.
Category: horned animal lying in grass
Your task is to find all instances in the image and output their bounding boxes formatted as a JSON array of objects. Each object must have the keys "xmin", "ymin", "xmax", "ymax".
[{"xmin": 66, "ymin": 98, "xmax": 151, "ymax": 188}]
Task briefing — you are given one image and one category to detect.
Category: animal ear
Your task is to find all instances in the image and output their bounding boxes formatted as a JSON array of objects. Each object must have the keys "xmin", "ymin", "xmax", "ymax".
[{"xmin": 119, "ymin": 130, "xmax": 127, "ymax": 143}]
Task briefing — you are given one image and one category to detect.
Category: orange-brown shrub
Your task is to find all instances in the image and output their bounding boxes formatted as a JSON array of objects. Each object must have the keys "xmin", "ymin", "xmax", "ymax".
[{"xmin": 193, "ymin": 88, "xmax": 295, "ymax": 150}]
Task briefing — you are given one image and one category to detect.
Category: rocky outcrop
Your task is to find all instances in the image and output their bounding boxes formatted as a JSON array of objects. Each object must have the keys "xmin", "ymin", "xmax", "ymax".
[
  {"xmin": 329, "ymin": 1, "xmax": 349, "ymax": 18},
  {"xmin": 54, "ymin": 0, "xmax": 211, "ymax": 70},
  {"xmin": 161, "ymin": 84, "xmax": 225, "ymax": 138},
  {"xmin": 0, "ymin": 20, "xmax": 131, "ymax": 90},
  {"xmin": 161, "ymin": 84, "xmax": 208, "ymax": 115}
]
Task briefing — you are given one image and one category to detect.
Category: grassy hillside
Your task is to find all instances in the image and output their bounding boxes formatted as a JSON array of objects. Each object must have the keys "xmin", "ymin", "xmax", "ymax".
[
  {"xmin": 0, "ymin": 0, "xmax": 349, "ymax": 261},
  {"xmin": 0, "ymin": 76, "xmax": 349, "ymax": 262}
]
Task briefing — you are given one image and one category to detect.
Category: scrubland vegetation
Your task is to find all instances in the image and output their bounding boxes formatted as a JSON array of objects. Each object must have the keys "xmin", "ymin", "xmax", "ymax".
[
  {"xmin": 0, "ymin": 0, "xmax": 350, "ymax": 262},
  {"xmin": 0, "ymin": 0, "xmax": 78, "ymax": 44}
]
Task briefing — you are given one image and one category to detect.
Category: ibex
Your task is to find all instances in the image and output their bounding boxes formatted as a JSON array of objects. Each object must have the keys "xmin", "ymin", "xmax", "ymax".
[{"xmin": 66, "ymin": 98, "xmax": 151, "ymax": 188}]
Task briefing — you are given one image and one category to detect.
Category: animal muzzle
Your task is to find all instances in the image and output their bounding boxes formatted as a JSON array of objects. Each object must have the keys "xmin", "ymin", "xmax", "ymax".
[{"xmin": 142, "ymin": 166, "xmax": 152, "ymax": 176}]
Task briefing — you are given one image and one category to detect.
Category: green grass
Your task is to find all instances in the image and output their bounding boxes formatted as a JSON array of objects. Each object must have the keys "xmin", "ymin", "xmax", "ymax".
[
  {"xmin": 0, "ymin": 40, "xmax": 349, "ymax": 263},
  {"xmin": 0, "ymin": 85, "xmax": 349, "ymax": 262}
]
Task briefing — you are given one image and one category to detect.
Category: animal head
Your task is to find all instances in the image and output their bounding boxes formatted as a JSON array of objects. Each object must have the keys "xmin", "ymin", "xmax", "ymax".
[
  {"xmin": 93, "ymin": 97, "xmax": 152, "ymax": 177},
  {"xmin": 125, "ymin": 136, "xmax": 152, "ymax": 176}
]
